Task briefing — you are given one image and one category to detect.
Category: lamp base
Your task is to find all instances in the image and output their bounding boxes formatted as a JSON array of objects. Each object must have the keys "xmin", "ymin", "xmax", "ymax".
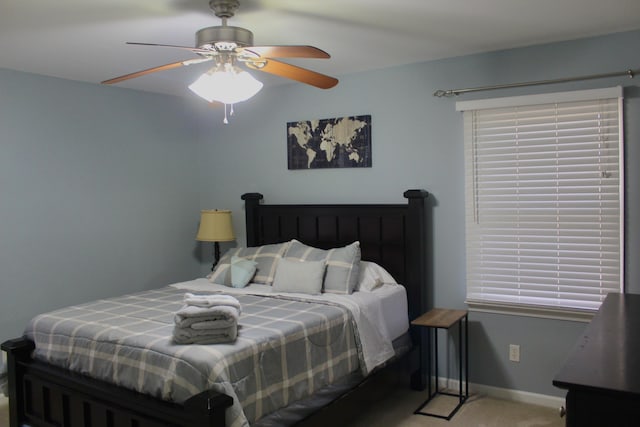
[{"xmin": 211, "ymin": 241, "xmax": 221, "ymax": 271}]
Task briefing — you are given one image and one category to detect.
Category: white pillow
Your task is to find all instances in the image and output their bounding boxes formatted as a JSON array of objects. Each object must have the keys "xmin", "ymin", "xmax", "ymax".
[
  {"xmin": 272, "ymin": 258, "xmax": 326, "ymax": 295},
  {"xmin": 357, "ymin": 261, "xmax": 398, "ymax": 292}
]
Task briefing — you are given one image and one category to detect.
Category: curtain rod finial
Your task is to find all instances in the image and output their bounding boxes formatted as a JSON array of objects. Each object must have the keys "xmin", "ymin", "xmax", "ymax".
[{"xmin": 433, "ymin": 89, "xmax": 456, "ymax": 97}]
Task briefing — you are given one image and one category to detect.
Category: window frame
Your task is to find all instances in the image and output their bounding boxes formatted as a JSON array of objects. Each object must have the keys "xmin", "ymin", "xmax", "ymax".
[{"xmin": 457, "ymin": 87, "xmax": 624, "ymax": 321}]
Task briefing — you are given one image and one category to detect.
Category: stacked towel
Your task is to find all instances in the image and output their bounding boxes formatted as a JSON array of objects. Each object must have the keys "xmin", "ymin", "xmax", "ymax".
[{"xmin": 173, "ymin": 293, "xmax": 241, "ymax": 345}]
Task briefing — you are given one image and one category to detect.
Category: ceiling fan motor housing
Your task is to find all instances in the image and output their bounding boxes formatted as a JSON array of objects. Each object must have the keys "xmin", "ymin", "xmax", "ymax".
[
  {"xmin": 196, "ymin": 26, "xmax": 254, "ymax": 49},
  {"xmin": 209, "ymin": 0, "xmax": 239, "ymax": 19}
]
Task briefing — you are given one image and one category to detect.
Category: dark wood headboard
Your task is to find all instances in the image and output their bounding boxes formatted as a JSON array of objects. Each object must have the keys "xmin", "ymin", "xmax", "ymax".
[{"xmin": 241, "ymin": 190, "xmax": 429, "ymax": 321}]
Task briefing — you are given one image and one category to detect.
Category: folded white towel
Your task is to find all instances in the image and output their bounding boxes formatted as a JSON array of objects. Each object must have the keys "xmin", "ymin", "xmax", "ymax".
[
  {"xmin": 173, "ymin": 293, "xmax": 242, "ymax": 344},
  {"xmin": 173, "ymin": 324, "xmax": 238, "ymax": 344},
  {"xmin": 174, "ymin": 304, "xmax": 240, "ymax": 329},
  {"xmin": 173, "ymin": 327, "xmax": 238, "ymax": 344},
  {"xmin": 183, "ymin": 293, "xmax": 242, "ymax": 314},
  {"xmin": 189, "ymin": 319, "xmax": 236, "ymax": 330}
]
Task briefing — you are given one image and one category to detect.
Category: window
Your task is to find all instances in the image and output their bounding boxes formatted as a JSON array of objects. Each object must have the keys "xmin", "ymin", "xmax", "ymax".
[{"xmin": 457, "ymin": 87, "xmax": 624, "ymax": 319}]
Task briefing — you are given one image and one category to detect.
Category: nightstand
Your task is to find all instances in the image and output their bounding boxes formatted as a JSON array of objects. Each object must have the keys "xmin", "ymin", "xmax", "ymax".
[{"xmin": 411, "ymin": 308, "xmax": 469, "ymax": 420}]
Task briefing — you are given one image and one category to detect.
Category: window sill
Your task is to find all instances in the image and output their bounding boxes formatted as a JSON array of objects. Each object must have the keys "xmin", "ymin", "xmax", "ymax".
[{"xmin": 465, "ymin": 300, "xmax": 595, "ymax": 323}]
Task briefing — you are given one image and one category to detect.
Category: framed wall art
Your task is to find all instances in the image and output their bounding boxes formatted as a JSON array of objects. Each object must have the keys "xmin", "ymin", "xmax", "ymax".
[{"xmin": 287, "ymin": 115, "xmax": 372, "ymax": 170}]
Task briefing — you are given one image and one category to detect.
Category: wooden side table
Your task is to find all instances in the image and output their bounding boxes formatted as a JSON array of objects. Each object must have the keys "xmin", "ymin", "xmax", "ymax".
[{"xmin": 411, "ymin": 308, "xmax": 469, "ymax": 420}]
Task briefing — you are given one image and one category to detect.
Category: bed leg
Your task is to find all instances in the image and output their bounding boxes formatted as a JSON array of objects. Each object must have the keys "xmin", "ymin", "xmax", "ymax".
[{"xmin": 1, "ymin": 337, "xmax": 35, "ymax": 427}]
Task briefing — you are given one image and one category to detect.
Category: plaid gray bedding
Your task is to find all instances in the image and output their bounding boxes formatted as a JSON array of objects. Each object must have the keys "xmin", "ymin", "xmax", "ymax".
[{"xmin": 25, "ymin": 287, "xmax": 360, "ymax": 427}]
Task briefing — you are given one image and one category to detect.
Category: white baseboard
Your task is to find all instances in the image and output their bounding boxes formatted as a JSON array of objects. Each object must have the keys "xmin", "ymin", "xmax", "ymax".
[{"xmin": 436, "ymin": 378, "xmax": 565, "ymax": 409}]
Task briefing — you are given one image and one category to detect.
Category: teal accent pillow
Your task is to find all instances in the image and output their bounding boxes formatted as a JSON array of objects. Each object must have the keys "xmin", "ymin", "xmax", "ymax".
[{"xmin": 230, "ymin": 256, "xmax": 258, "ymax": 288}]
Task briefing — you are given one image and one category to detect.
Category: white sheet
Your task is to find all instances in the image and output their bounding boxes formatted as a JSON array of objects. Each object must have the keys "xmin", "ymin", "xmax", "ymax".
[
  {"xmin": 373, "ymin": 284, "xmax": 409, "ymax": 340},
  {"xmin": 171, "ymin": 278, "xmax": 407, "ymax": 375}
]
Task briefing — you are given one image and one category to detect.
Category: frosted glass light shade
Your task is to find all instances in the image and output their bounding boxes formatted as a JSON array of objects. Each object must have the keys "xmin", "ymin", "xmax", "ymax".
[
  {"xmin": 196, "ymin": 210, "xmax": 235, "ymax": 242},
  {"xmin": 189, "ymin": 64, "xmax": 263, "ymax": 105}
]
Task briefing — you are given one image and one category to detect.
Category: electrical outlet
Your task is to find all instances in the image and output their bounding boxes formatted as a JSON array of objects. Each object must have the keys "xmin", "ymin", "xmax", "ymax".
[{"xmin": 509, "ymin": 344, "xmax": 520, "ymax": 362}]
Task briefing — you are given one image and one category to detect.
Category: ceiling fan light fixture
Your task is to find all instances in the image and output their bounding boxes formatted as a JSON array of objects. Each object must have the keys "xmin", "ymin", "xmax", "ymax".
[
  {"xmin": 102, "ymin": 0, "xmax": 338, "ymax": 123},
  {"xmin": 188, "ymin": 62, "xmax": 263, "ymax": 105}
]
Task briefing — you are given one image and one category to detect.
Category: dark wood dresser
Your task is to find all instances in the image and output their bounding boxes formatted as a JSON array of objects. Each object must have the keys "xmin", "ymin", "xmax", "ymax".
[{"xmin": 553, "ymin": 293, "xmax": 640, "ymax": 426}]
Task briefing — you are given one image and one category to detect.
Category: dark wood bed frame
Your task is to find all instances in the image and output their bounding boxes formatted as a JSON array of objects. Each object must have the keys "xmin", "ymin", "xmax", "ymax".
[{"xmin": 2, "ymin": 189, "xmax": 429, "ymax": 427}]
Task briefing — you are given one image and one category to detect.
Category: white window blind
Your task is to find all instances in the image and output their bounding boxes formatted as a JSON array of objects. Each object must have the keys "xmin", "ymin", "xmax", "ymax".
[{"xmin": 458, "ymin": 87, "xmax": 624, "ymax": 313}]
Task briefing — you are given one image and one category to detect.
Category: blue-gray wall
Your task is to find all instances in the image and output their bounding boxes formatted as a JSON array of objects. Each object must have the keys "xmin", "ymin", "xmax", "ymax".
[
  {"xmin": 0, "ymin": 69, "xmax": 204, "ymax": 341},
  {"xmin": 1, "ymin": 29, "xmax": 638, "ymax": 398},
  {"xmin": 196, "ymin": 30, "xmax": 640, "ymax": 397}
]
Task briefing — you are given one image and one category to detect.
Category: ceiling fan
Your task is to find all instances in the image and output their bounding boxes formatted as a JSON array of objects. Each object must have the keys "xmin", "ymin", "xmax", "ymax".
[{"xmin": 102, "ymin": 0, "xmax": 339, "ymax": 104}]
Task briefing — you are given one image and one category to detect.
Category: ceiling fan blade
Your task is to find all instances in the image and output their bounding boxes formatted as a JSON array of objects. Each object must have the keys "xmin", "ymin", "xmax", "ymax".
[
  {"xmin": 237, "ymin": 45, "xmax": 330, "ymax": 59},
  {"xmin": 101, "ymin": 58, "xmax": 212, "ymax": 85},
  {"xmin": 247, "ymin": 59, "xmax": 338, "ymax": 89},
  {"xmin": 126, "ymin": 42, "xmax": 210, "ymax": 55}
]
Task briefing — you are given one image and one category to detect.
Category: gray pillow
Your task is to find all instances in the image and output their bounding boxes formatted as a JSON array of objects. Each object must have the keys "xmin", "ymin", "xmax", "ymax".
[
  {"xmin": 215, "ymin": 242, "xmax": 289, "ymax": 285},
  {"xmin": 284, "ymin": 240, "xmax": 361, "ymax": 294},
  {"xmin": 208, "ymin": 262, "xmax": 231, "ymax": 285},
  {"xmin": 272, "ymin": 258, "xmax": 326, "ymax": 295}
]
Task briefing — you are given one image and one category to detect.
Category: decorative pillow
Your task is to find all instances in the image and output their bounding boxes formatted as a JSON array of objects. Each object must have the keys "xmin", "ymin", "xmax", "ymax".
[
  {"xmin": 208, "ymin": 263, "xmax": 231, "ymax": 286},
  {"xmin": 215, "ymin": 242, "xmax": 289, "ymax": 285},
  {"xmin": 284, "ymin": 240, "xmax": 361, "ymax": 294},
  {"xmin": 272, "ymin": 258, "xmax": 326, "ymax": 295},
  {"xmin": 230, "ymin": 256, "xmax": 258, "ymax": 288},
  {"xmin": 357, "ymin": 261, "xmax": 398, "ymax": 292}
]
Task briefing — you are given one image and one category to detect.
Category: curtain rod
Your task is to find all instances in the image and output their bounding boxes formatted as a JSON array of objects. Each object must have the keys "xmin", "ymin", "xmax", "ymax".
[{"xmin": 433, "ymin": 68, "xmax": 637, "ymax": 98}]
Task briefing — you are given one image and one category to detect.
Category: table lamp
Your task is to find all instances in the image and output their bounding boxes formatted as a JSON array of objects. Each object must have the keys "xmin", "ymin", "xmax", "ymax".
[{"xmin": 196, "ymin": 209, "xmax": 235, "ymax": 270}]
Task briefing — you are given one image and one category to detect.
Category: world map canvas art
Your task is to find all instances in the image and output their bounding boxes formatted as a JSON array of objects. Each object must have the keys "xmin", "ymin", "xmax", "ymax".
[{"xmin": 287, "ymin": 115, "xmax": 372, "ymax": 169}]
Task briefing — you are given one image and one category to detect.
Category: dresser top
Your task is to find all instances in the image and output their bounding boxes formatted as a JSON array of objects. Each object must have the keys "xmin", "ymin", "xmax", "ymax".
[{"xmin": 553, "ymin": 293, "xmax": 640, "ymax": 395}]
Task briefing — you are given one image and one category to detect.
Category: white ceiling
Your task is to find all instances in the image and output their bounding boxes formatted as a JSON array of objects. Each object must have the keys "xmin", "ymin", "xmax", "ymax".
[{"xmin": 2, "ymin": 0, "xmax": 639, "ymax": 98}]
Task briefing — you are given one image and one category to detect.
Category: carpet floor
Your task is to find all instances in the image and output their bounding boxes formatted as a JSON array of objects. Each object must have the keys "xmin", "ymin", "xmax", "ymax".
[
  {"xmin": 0, "ymin": 395, "xmax": 7, "ymax": 427},
  {"xmin": 297, "ymin": 386, "xmax": 564, "ymax": 427},
  {"xmin": 0, "ymin": 389, "xmax": 563, "ymax": 427},
  {"xmin": 303, "ymin": 390, "xmax": 563, "ymax": 427}
]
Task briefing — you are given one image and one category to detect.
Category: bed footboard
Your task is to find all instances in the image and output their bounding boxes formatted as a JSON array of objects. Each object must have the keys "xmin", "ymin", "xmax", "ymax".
[{"xmin": 1, "ymin": 337, "xmax": 233, "ymax": 427}]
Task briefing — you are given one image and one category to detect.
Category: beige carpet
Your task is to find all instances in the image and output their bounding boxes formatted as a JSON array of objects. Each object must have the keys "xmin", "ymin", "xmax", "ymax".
[
  {"xmin": 0, "ymin": 389, "xmax": 563, "ymax": 427},
  {"xmin": 299, "ymin": 389, "xmax": 564, "ymax": 427},
  {"xmin": 294, "ymin": 365, "xmax": 564, "ymax": 427},
  {"xmin": 0, "ymin": 395, "xmax": 7, "ymax": 427}
]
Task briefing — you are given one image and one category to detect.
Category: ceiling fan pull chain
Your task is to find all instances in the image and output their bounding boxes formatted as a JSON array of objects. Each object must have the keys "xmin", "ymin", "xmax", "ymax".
[
  {"xmin": 223, "ymin": 104, "xmax": 229, "ymax": 124},
  {"xmin": 230, "ymin": 103, "xmax": 235, "ymax": 117}
]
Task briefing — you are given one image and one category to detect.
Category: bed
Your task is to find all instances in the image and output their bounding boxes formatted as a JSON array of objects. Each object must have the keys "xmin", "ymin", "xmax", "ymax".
[{"xmin": 2, "ymin": 189, "xmax": 429, "ymax": 427}]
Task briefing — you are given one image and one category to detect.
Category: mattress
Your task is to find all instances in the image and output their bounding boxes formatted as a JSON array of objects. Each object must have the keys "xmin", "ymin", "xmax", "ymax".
[{"xmin": 374, "ymin": 284, "xmax": 409, "ymax": 340}]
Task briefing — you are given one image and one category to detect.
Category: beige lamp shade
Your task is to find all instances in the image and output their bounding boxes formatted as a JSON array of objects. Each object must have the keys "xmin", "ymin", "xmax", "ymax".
[{"xmin": 196, "ymin": 210, "xmax": 235, "ymax": 242}]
